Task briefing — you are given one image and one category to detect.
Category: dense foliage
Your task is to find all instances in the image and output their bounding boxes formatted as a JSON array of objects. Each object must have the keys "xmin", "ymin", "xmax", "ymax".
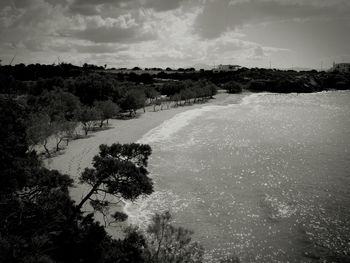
[
  {"xmin": 78, "ymin": 143, "xmax": 154, "ymax": 213},
  {"xmin": 145, "ymin": 212, "xmax": 204, "ymax": 263},
  {"xmin": 0, "ymin": 97, "xmax": 203, "ymax": 262}
]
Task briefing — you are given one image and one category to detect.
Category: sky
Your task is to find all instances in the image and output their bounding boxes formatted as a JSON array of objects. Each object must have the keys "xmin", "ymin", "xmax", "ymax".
[{"xmin": 0, "ymin": 0, "xmax": 350, "ymax": 69}]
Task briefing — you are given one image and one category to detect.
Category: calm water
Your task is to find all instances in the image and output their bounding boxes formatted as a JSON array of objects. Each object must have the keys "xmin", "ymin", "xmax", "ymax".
[{"xmin": 126, "ymin": 91, "xmax": 350, "ymax": 262}]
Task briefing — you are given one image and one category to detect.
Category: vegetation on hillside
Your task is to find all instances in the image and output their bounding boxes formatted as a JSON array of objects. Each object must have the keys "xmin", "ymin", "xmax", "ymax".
[{"xmin": 0, "ymin": 97, "xmax": 203, "ymax": 263}]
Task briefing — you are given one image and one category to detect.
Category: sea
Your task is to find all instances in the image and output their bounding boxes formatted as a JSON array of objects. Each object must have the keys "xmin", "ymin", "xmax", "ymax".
[{"xmin": 124, "ymin": 91, "xmax": 350, "ymax": 262}]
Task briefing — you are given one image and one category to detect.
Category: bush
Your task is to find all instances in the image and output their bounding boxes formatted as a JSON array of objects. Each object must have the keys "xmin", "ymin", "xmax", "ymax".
[{"xmin": 223, "ymin": 81, "xmax": 242, "ymax": 93}]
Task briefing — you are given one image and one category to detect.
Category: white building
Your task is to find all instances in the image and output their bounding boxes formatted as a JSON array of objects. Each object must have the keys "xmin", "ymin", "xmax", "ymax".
[{"xmin": 331, "ymin": 63, "xmax": 350, "ymax": 73}]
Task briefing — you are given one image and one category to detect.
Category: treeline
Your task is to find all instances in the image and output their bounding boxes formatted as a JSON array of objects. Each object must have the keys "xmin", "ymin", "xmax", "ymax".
[
  {"xmin": 0, "ymin": 63, "xmax": 81, "ymax": 81},
  {"xmin": 0, "ymin": 97, "xmax": 205, "ymax": 263},
  {"xmin": 224, "ymin": 68, "xmax": 350, "ymax": 93},
  {"xmin": 146, "ymin": 79, "xmax": 217, "ymax": 110},
  {"xmin": 3, "ymin": 63, "xmax": 349, "ymax": 95},
  {"xmin": 0, "ymin": 67, "xmax": 218, "ymax": 156},
  {"xmin": 23, "ymin": 87, "xmax": 121, "ymax": 156},
  {"xmin": 151, "ymin": 68, "xmax": 350, "ymax": 93}
]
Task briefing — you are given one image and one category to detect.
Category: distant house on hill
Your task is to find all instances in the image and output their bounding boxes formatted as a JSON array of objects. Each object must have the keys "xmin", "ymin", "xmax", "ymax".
[
  {"xmin": 331, "ymin": 63, "xmax": 350, "ymax": 73},
  {"xmin": 213, "ymin": 64, "xmax": 241, "ymax": 72}
]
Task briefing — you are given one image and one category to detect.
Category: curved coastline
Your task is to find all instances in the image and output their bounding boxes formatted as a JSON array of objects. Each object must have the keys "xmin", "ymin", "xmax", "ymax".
[
  {"xmin": 124, "ymin": 92, "xmax": 258, "ymax": 227},
  {"xmin": 45, "ymin": 92, "xmax": 250, "ymax": 235},
  {"xmin": 124, "ymin": 90, "xmax": 350, "ymax": 261}
]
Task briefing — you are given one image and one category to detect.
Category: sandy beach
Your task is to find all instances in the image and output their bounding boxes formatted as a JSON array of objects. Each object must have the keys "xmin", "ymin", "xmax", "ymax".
[{"xmin": 45, "ymin": 91, "xmax": 237, "ymax": 231}]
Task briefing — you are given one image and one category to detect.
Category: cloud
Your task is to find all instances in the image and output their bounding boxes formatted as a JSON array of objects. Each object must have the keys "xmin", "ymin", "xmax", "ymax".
[
  {"xmin": 253, "ymin": 46, "xmax": 263, "ymax": 56},
  {"xmin": 0, "ymin": 0, "xmax": 348, "ymax": 69},
  {"xmin": 193, "ymin": 0, "xmax": 350, "ymax": 39},
  {"xmin": 74, "ymin": 44, "xmax": 127, "ymax": 54},
  {"xmin": 66, "ymin": 15, "xmax": 157, "ymax": 43},
  {"xmin": 68, "ymin": 0, "xmax": 184, "ymax": 16},
  {"xmin": 140, "ymin": 0, "xmax": 184, "ymax": 12},
  {"xmin": 71, "ymin": 26, "xmax": 152, "ymax": 43},
  {"xmin": 248, "ymin": 46, "xmax": 265, "ymax": 60}
]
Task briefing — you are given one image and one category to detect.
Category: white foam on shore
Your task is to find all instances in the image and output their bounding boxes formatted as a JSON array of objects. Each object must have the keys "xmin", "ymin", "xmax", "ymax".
[
  {"xmin": 137, "ymin": 105, "xmax": 229, "ymax": 145},
  {"xmin": 124, "ymin": 190, "xmax": 192, "ymax": 230},
  {"xmin": 240, "ymin": 93, "xmax": 267, "ymax": 105},
  {"xmin": 137, "ymin": 93, "xmax": 263, "ymax": 145}
]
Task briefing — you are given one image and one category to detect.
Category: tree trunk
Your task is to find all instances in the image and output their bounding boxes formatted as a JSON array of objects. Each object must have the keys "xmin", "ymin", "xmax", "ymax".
[
  {"xmin": 43, "ymin": 140, "xmax": 50, "ymax": 157},
  {"xmin": 76, "ymin": 183, "xmax": 100, "ymax": 211},
  {"xmin": 56, "ymin": 137, "xmax": 63, "ymax": 152},
  {"xmin": 154, "ymin": 221, "xmax": 166, "ymax": 263},
  {"xmin": 84, "ymin": 125, "xmax": 88, "ymax": 136}
]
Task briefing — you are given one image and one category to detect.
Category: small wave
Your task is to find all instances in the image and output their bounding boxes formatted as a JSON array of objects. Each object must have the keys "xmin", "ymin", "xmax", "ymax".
[
  {"xmin": 240, "ymin": 93, "xmax": 269, "ymax": 105},
  {"xmin": 261, "ymin": 194, "xmax": 297, "ymax": 220},
  {"xmin": 124, "ymin": 190, "xmax": 192, "ymax": 229},
  {"xmin": 137, "ymin": 108, "xmax": 208, "ymax": 144},
  {"xmin": 138, "ymin": 93, "xmax": 262, "ymax": 145}
]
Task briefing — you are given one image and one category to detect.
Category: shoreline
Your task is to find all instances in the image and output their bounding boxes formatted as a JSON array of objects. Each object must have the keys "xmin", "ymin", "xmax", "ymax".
[{"xmin": 45, "ymin": 91, "xmax": 245, "ymax": 235}]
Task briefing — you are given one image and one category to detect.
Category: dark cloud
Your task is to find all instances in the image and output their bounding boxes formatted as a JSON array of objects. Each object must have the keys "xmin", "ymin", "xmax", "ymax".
[
  {"xmin": 193, "ymin": 0, "xmax": 350, "ymax": 39},
  {"xmin": 69, "ymin": 25, "xmax": 156, "ymax": 43},
  {"xmin": 75, "ymin": 44, "xmax": 127, "ymax": 53},
  {"xmin": 140, "ymin": 0, "xmax": 184, "ymax": 12},
  {"xmin": 68, "ymin": 0, "xmax": 184, "ymax": 16},
  {"xmin": 243, "ymin": 18, "xmax": 350, "ymax": 59},
  {"xmin": 0, "ymin": 0, "xmax": 14, "ymax": 9}
]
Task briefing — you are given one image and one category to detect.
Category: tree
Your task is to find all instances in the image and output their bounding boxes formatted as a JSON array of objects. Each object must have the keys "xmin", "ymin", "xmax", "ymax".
[
  {"xmin": 153, "ymin": 99, "xmax": 162, "ymax": 112},
  {"xmin": 0, "ymin": 98, "xmax": 37, "ymax": 194},
  {"xmin": 164, "ymin": 98, "xmax": 172, "ymax": 109},
  {"xmin": 77, "ymin": 143, "xmax": 154, "ymax": 220},
  {"xmin": 0, "ymin": 98, "xmax": 75, "ymax": 262},
  {"xmin": 139, "ymin": 73, "xmax": 153, "ymax": 84},
  {"xmin": 94, "ymin": 100, "xmax": 120, "ymax": 127},
  {"xmin": 145, "ymin": 87, "xmax": 160, "ymax": 104},
  {"xmin": 65, "ymin": 73, "xmax": 117, "ymax": 105},
  {"xmin": 120, "ymin": 89, "xmax": 146, "ymax": 116},
  {"xmin": 179, "ymin": 88, "xmax": 194, "ymax": 104},
  {"xmin": 78, "ymin": 106, "xmax": 101, "ymax": 136},
  {"xmin": 27, "ymin": 89, "xmax": 81, "ymax": 122},
  {"xmin": 26, "ymin": 113, "xmax": 54, "ymax": 156},
  {"xmin": 101, "ymin": 227, "xmax": 149, "ymax": 263},
  {"xmin": 223, "ymin": 81, "xmax": 242, "ymax": 94},
  {"xmin": 206, "ymin": 82, "xmax": 218, "ymax": 97},
  {"xmin": 52, "ymin": 120, "xmax": 77, "ymax": 151},
  {"xmin": 170, "ymin": 93, "xmax": 181, "ymax": 107},
  {"xmin": 145, "ymin": 212, "xmax": 204, "ymax": 263}
]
